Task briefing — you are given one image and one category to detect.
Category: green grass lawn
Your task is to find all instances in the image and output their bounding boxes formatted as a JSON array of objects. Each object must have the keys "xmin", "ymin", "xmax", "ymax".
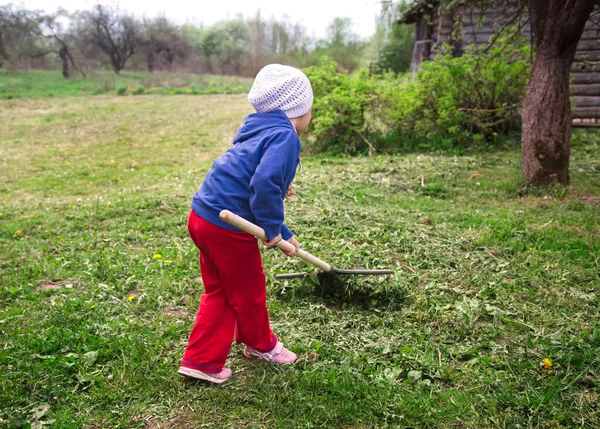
[
  {"xmin": 0, "ymin": 69, "xmax": 253, "ymax": 99},
  {"xmin": 1, "ymin": 94, "xmax": 599, "ymax": 428}
]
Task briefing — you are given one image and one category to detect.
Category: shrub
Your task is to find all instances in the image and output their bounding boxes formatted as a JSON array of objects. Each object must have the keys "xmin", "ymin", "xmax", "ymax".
[
  {"xmin": 303, "ymin": 57, "xmax": 378, "ymax": 154},
  {"xmin": 304, "ymin": 34, "xmax": 531, "ymax": 154},
  {"xmin": 380, "ymin": 34, "xmax": 531, "ymax": 147}
]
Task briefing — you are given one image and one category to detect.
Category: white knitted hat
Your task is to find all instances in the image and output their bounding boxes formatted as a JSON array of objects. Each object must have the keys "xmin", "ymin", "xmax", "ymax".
[{"xmin": 248, "ymin": 64, "xmax": 313, "ymax": 118}]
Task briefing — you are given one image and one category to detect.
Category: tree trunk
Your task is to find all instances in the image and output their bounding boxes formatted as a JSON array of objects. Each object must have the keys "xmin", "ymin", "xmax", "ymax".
[
  {"xmin": 521, "ymin": 54, "xmax": 572, "ymax": 185},
  {"xmin": 147, "ymin": 52, "xmax": 155, "ymax": 73},
  {"xmin": 521, "ymin": 0, "xmax": 597, "ymax": 185},
  {"xmin": 59, "ymin": 46, "xmax": 70, "ymax": 79},
  {"xmin": 110, "ymin": 53, "xmax": 122, "ymax": 74}
]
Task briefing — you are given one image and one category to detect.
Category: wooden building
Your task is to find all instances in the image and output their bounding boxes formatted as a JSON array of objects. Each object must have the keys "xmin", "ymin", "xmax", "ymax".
[{"xmin": 401, "ymin": 1, "xmax": 600, "ymax": 126}]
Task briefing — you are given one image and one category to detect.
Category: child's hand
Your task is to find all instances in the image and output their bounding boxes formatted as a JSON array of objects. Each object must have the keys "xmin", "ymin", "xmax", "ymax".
[
  {"xmin": 262, "ymin": 234, "xmax": 283, "ymax": 248},
  {"xmin": 282, "ymin": 236, "xmax": 300, "ymax": 257},
  {"xmin": 261, "ymin": 235, "xmax": 300, "ymax": 257}
]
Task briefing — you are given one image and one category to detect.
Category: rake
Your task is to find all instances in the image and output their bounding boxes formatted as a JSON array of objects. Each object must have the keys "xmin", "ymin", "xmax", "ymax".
[{"xmin": 219, "ymin": 210, "xmax": 394, "ymax": 280}]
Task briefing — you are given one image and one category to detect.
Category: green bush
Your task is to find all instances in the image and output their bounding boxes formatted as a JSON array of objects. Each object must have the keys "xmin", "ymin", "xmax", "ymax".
[
  {"xmin": 303, "ymin": 57, "xmax": 378, "ymax": 154},
  {"xmin": 379, "ymin": 34, "xmax": 531, "ymax": 147},
  {"xmin": 304, "ymin": 34, "xmax": 531, "ymax": 154}
]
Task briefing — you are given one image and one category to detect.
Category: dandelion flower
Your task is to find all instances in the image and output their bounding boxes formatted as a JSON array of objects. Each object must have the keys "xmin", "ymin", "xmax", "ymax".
[
  {"xmin": 164, "ymin": 259, "xmax": 172, "ymax": 264},
  {"xmin": 153, "ymin": 254, "xmax": 162, "ymax": 259},
  {"xmin": 542, "ymin": 358, "xmax": 552, "ymax": 369},
  {"xmin": 177, "ymin": 254, "xmax": 182, "ymax": 259},
  {"xmin": 128, "ymin": 295, "xmax": 136, "ymax": 301},
  {"xmin": 493, "ymin": 132, "xmax": 498, "ymax": 136},
  {"xmin": 90, "ymin": 305, "xmax": 95, "ymax": 309}
]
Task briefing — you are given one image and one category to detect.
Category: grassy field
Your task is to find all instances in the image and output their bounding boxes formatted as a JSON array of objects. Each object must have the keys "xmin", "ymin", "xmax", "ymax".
[
  {"xmin": 0, "ymin": 93, "xmax": 599, "ymax": 428},
  {"xmin": 0, "ymin": 70, "xmax": 253, "ymax": 99}
]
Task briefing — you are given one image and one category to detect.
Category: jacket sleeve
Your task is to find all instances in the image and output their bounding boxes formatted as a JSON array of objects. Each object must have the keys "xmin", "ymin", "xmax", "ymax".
[
  {"xmin": 249, "ymin": 130, "xmax": 300, "ymax": 240},
  {"xmin": 281, "ymin": 224, "xmax": 293, "ymax": 241}
]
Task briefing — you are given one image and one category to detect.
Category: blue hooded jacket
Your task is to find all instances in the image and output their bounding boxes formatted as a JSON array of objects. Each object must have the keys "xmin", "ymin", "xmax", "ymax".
[{"xmin": 191, "ymin": 109, "xmax": 300, "ymax": 240}]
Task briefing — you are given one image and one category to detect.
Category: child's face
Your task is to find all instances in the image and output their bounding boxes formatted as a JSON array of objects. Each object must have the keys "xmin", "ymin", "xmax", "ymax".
[{"xmin": 293, "ymin": 109, "xmax": 312, "ymax": 136}]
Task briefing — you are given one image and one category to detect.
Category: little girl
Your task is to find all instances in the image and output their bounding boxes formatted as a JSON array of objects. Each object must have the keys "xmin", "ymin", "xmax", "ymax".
[{"xmin": 178, "ymin": 64, "xmax": 313, "ymax": 384}]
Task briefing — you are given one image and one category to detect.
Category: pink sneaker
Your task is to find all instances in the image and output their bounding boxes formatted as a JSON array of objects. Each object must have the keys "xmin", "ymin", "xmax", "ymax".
[
  {"xmin": 244, "ymin": 341, "xmax": 297, "ymax": 364},
  {"xmin": 177, "ymin": 366, "xmax": 232, "ymax": 384}
]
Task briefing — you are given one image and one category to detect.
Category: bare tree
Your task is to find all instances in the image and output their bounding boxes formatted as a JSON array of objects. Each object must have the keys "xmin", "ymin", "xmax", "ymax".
[
  {"xmin": 521, "ymin": 0, "xmax": 599, "ymax": 185},
  {"xmin": 39, "ymin": 10, "xmax": 85, "ymax": 78},
  {"xmin": 76, "ymin": 4, "xmax": 140, "ymax": 74},
  {"xmin": 140, "ymin": 15, "xmax": 190, "ymax": 72},
  {"xmin": 0, "ymin": 4, "xmax": 43, "ymax": 68}
]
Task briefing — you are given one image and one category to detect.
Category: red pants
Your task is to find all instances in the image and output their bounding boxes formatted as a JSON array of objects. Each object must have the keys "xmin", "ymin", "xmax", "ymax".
[{"xmin": 181, "ymin": 210, "xmax": 276, "ymax": 373}]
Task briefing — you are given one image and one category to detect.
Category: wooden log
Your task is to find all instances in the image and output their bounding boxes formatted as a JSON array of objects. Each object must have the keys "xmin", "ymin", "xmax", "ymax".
[
  {"xmin": 573, "ymin": 96, "xmax": 600, "ymax": 108},
  {"xmin": 462, "ymin": 25, "xmax": 496, "ymax": 34},
  {"xmin": 468, "ymin": 7, "xmax": 523, "ymax": 16},
  {"xmin": 463, "ymin": 33, "xmax": 493, "ymax": 44},
  {"xmin": 570, "ymin": 84, "xmax": 600, "ymax": 96},
  {"xmin": 462, "ymin": 16, "xmax": 530, "ymax": 26},
  {"xmin": 440, "ymin": 15, "xmax": 454, "ymax": 26},
  {"xmin": 577, "ymin": 40, "xmax": 600, "ymax": 51},
  {"xmin": 462, "ymin": 22, "xmax": 531, "ymax": 31},
  {"xmin": 572, "ymin": 121, "xmax": 600, "ymax": 127},
  {"xmin": 571, "ymin": 62, "xmax": 599, "ymax": 72},
  {"xmin": 574, "ymin": 51, "xmax": 600, "ymax": 62},
  {"xmin": 572, "ymin": 107, "xmax": 600, "ymax": 119},
  {"xmin": 579, "ymin": 29, "xmax": 600, "ymax": 40},
  {"xmin": 570, "ymin": 73, "xmax": 600, "ymax": 84}
]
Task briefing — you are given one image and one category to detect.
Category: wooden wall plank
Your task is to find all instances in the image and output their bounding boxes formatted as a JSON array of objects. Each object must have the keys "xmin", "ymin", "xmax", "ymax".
[
  {"xmin": 577, "ymin": 40, "xmax": 600, "ymax": 51},
  {"xmin": 579, "ymin": 29, "xmax": 600, "ymax": 40},
  {"xmin": 571, "ymin": 62, "xmax": 599, "ymax": 72},
  {"xmin": 571, "ymin": 73, "xmax": 600, "ymax": 84},
  {"xmin": 572, "ymin": 107, "xmax": 600, "ymax": 118},
  {"xmin": 463, "ymin": 33, "xmax": 493, "ymax": 44},
  {"xmin": 570, "ymin": 84, "xmax": 600, "ymax": 96},
  {"xmin": 574, "ymin": 51, "xmax": 600, "ymax": 61},
  {"xmin": 574, "ymin": 96, "xmax": 600, "ymax": 107}
]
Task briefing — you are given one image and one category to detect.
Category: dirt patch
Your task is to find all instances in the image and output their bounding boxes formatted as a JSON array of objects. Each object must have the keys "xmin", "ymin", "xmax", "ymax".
[
  {"xmin": 581, "ymin": 196, "xmax": 600, "ymax": 206},
  {"xmin": 141, "ymin": 409, "xmax": 202, "ymax": 429},
  {"xmin": 36, "ymin": 279, "xmax": 75, "ymax": 291},
  {"xmin": 163, "ymin": 307, "xmax": 193, "ymax": 320},
  {"xmin": 578, "ymin": 392, "xmax": 599, "ymax": 404}
]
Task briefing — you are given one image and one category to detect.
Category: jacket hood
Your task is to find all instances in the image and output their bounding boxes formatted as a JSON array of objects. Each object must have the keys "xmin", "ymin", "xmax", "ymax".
[{"xmin": 232, "ymin": 109, "xmax": 295, "ymax": 144}]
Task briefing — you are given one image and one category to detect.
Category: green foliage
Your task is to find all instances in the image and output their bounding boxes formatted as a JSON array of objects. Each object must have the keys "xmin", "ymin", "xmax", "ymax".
[
  {"xmin": 373, "ymin": 1, "xmax": 416, "ymax": 74},
  {"xmin": 381, "ymin": 34, "xmax": 531, "ymax": 146},
  {"xmin": 374, "ymin": 21, "xmax": 415, "ymax": 74},
  {"xmin": 200, "ymin": 20, "xmax": 250, "ymax": 74},
  {"xmin": 311, "ymin": 18, "xmax": 367, "ymax": 72},
  {"xmin": 303, "ymin": 57, "xmax": 378, "ymax": 154},
  {"xmin": 304, "ymin": 34, "xmax": 531, "ymax": 154}
]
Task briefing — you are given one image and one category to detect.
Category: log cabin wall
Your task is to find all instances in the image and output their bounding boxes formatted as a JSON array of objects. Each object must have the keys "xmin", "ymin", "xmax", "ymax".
[
  {"xmin": 410, "ymin": 2, "xmax": 600, "ymax": 125},
  {"xmin": 571, "ymin": 17, "xmax": 600, "ymax": 126}
]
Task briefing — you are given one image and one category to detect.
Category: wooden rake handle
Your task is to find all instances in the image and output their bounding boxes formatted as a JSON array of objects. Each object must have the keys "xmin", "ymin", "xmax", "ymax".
[{"xmin": 219, "ymin": 210, "xmax": 332, "ymax": 273}]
